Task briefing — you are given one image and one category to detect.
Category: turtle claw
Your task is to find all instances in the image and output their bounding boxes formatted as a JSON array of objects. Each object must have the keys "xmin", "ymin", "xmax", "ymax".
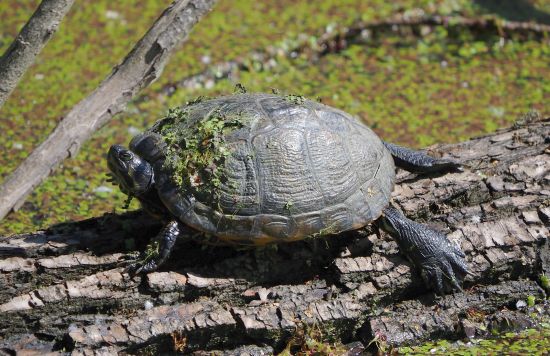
[
  {"xmin": 422, "ymin": 264, "xmax": 445, "ymax": 295},
  {"xmin": 125, "ymin": 259, "xmax": 159, "ymax": 275},
  {"xmin": 380, "ymin": 207, "xmax": 468, "ymax": 295},
  {"xmin": 419, "ymin": 243, "xmax": 467, "ymax": 294},
  {"xmin": 450, "ymin": 277, "xmax": 463, "ymax": 292},
  {"xmin": 124, "ymin": 263, "xmax": 138, "ymax": 276},
  {"xmin": 124, "ymin": 220, "xmax": 181, "ymax": 276},
  {"xmin": 434, "ymin": 158, "xmax": 463, "ymax": 173},
  {"xmin": 420, "ymin": 259, "xmax": 463, "ymax": 295}
]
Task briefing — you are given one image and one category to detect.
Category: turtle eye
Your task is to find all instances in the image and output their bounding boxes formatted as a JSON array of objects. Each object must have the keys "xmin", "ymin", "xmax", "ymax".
[{"xmin": 119, "ymin": 151, "xmax": 132, "ymax": 161}]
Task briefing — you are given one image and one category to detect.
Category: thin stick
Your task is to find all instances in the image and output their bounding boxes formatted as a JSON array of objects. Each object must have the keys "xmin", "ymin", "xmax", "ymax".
[
  {"xmin": 0, "ymin": 0, "xmax": 75, "ymax": 109},
  {"xmin": 0, "ymin": 0, "xmax": 218, "ymax": 220}
]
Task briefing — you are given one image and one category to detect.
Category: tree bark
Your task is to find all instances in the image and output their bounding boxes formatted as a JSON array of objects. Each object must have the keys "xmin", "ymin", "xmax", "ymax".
[
  {"xmin": 0, "ymin": 0, "xmax": 218, "ymax": 221},
  {"xmin": 0, "ymin": 115, "xmax": 549, "ymax": 354},
  {"xmin": 0, "ymin": 0, "xmax": 75, "ymax": 109}
]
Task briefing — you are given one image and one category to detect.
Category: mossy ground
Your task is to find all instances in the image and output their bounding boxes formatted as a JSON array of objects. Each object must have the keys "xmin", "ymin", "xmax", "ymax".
[
  {"xmin": 276, "ymin": 318, "xmax": 550, "ymax": 355},
  {"xmin": 398, "ymin": 324, "xmax": 550, "ymax": 355}
]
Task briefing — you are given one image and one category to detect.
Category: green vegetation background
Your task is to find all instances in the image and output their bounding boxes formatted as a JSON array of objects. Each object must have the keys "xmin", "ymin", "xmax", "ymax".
[{"xmin": 0, "ymin": 0, "xmax": 548, "ymax": 235}]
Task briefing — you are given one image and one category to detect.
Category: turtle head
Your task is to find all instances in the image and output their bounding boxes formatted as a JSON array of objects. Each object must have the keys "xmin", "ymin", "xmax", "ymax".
[{"xmin": 107, "ymin": 145, "xmax": 154, "ymax": 196}]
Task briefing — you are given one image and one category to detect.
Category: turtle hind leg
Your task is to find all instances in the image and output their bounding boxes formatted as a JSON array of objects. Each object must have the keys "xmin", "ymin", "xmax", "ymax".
[
  {"xmin": 378, "ymin": 206, "xmax": 468, "ymax": 294},
  {"xmin": 127, "ymin": 220, "xmax": 181, "ymax": 274},
  {"xmin": 383, "ymin": 141, "xmax": 462, "ymax": 174}
]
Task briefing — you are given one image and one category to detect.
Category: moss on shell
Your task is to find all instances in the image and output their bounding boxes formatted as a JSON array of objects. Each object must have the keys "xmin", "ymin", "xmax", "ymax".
[
  {"xmin": 155, "ymin": 104, "xmax": 245, "ymax": 202},
  {"xmin": 284, "ymin": 93, "xmax": 306, "ymax": 105}
]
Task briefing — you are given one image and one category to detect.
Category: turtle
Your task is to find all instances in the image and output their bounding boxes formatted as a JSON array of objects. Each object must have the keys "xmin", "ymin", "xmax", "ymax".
[{"xmin": 107, "ymin": 93, "xmax": 468, "ymax": 294}]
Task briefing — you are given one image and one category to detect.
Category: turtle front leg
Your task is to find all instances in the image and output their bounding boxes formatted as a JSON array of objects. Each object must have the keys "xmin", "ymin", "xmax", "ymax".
[
  {"xmin": 128, "ymin": 220, "xmax": 181, "ymax": 274},
  {"xmin": 378, "ymin": 206, "xmax": 468, "ymax": 294},
  {"xmin": 383, "ymin": 141, "xmax": 462, "ymax": 173}
]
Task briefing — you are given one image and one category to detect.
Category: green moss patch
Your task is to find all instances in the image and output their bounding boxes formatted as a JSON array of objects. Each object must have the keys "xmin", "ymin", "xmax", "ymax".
[
  {"xmin": 284, "ymin": 94, "xmax": 307, "ymax": 105},
  {"xmin": 398, "ymin": 325, "xmax": 550, "ymax": 355},
  {"xmin": 154, "ymin": 105, "xmax": 244, "ymax": 201}
]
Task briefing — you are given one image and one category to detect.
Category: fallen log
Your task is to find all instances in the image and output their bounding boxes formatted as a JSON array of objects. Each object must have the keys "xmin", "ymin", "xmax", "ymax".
[{"xmin": 0, "ymin": 113, "xmax": 549, "ymax": 354}]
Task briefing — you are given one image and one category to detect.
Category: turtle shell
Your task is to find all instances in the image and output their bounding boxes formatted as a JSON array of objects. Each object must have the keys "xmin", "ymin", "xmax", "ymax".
[{"xmin": 130, "ymin": 93, "xmax": 395, "ymax": 245}]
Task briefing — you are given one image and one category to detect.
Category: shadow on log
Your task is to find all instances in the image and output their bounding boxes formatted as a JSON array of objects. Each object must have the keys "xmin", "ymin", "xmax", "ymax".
[{"xmin": 1, "ymin": 114, "xmax": 549, "ymax": 355}]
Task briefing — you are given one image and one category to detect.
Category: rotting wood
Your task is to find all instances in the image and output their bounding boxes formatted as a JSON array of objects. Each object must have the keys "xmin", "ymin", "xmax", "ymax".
[
  {"xmin": 0, "ymin": 115, "xmax": 549, "ymax": 354},
  {"xmin": 0, "ymin": 0, "xmax": 218, "ymax": 221},
  {"xmin": 0, "ymin": 0, "xmax": 75, "ymax": 109}
]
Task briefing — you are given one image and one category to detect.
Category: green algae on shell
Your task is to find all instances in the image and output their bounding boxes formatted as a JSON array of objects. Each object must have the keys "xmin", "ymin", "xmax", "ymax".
[{"xmin": 153, "ymin": 104, "xmax": 245, "ymax": 203}]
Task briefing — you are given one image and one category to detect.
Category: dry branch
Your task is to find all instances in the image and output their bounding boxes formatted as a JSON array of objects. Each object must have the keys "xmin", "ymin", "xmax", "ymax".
[
  {"xmin": 0, "ymin": 0, "xmax": 75, "ymax": 109},
  {"xmin": 0, "ymin": 0, "xmax": 218, "ymax": 221},
  {"xmin": 0, "ymin": 115, "xmax": 548, "ymax": 354},
  {"xmin": 308, "ymin": 13, "xmax": 550, "ymax": 59}
]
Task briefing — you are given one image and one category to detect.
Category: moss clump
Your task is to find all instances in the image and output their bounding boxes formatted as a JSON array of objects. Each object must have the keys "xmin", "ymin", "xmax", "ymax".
[
  {"xmin": 279, "ymin": 323, "xmax": 348, "ymax": 355},
  {"xmin": 284, "ymin": 93, "xmax": 306, "ymax": 105},
  {"xmin": 539, "ymin": 274, "xmax": 549, "ymax": 294},
  {"xmin": 186, "ymin": 95, "xmax": 208, "ymax": 106},
  {"xmin": 141, "ymin": 240, "xmax": 160, "ymax": 265},
  {"xmin": 398, "ymin": 325, "xmax": 550, "ymax": 355},
  {"xmin": 156, "ymin": 105, "xmax": 244, "ymax": 201},
  {"xmin": 305, "ymin": 221, "xmax": 341, "ymax": 240}
]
